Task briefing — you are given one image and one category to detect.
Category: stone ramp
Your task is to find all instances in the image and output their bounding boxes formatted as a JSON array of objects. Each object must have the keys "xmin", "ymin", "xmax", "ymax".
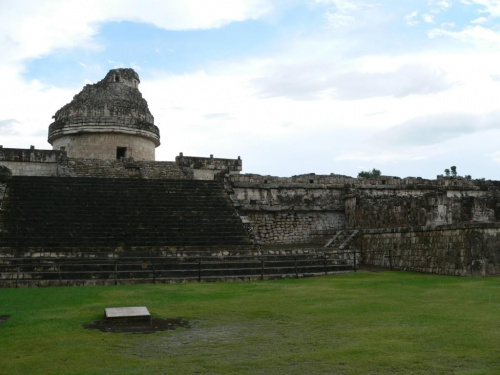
[
  {"xmin": 0, "ymin": 176, "xmax": 252, "ymax": 248},
  {"xmin": 324, "ymin": 230, "xmax": 359, "ymax": 250}
]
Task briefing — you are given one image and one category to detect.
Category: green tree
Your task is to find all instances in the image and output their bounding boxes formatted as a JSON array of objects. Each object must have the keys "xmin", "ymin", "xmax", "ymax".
[
  {"xmin": 358, "ymin": 168, "xmax": 381, "ymax": 178},
  {"xmin": 450, "ymin": 166, "xmax": 457, "ymax": 177},
  {"xmin": 443, "ymin": 166, "xmax": 472, "ymax": 180}
]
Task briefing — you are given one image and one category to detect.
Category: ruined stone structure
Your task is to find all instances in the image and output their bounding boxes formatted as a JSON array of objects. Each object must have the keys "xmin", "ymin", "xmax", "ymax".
[
  {"xmin": 48, "ymin": 69, "xmax": 159, "ymax": 160},
  {"xmin": 229, "ymin": 173, "xmax": 500, "ymax": 276},
  {"xmin": 0, "ymin": 68, "xmax": 498, "ymax": 286}
]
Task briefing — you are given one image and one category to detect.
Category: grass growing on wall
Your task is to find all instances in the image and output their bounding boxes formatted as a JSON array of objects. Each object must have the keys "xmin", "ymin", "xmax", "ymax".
[{"xmin": 0, "ymin": 272, "xmax": 499, "ymax": 375}]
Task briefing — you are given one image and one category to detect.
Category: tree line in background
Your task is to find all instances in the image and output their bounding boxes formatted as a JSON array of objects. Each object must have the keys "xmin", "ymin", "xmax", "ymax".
[{"xmin": 357, "ymin": 166, "xmax": 472, "ymax": 180}]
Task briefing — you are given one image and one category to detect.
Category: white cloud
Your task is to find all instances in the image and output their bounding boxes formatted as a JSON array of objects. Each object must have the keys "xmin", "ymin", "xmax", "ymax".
[
  {"xmin": 0, "ymin": 119, "xmax": 21, "ymax": 136},
  {"xmin": 464, "ymin": 0, "xmax": 500, "ymax": 17},
  {"xmin": 316, "ymin": 0, "xmax": 379, "ymax": 28},
  {"xmin": 405, "ymin": 11, "xmax": 420, "ymax": 26},
  {"xmin": 252, "ymin": 63, "xmax": 452, "ymax": 100},
  {"xmin": 471, "ymin": 16, "xmax": 488, "ymax": 24},
  {"xmin": 0, "ymin": 0, "xmax": 273, "ymax": 149},
  {"xmin": 374, "ymin": 111, "xmax": 500, "ymax": 146},
  {"xmin": 428, "ymin": 25, "xmax": 500, "ymax": 46},
  {"xmin": 431, "ymin": 0, "xmax": 453, "ymax": 10},
  {"xmin": 423, "ymin": 13, "xmax": 435, "ymax": 24},
  {"xmin": 0, "ymin": 0, "xmax": 272, "ymax": 68},
  {"xmin": 3, "ymin": 0, "xmax": 500, "ymax": 179}
]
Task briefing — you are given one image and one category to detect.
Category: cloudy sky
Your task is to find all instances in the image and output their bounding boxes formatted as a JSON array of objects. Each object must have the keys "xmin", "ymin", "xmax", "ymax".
[{"xmin": 1, "ymin": 0, "xmax": 500, "ymax": 179}]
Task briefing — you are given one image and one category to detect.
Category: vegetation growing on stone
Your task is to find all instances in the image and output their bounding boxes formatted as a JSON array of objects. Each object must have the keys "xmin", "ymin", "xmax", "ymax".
[{"xmin": 357, "ymin": 168, "xmax": 381, "ymax": 178}]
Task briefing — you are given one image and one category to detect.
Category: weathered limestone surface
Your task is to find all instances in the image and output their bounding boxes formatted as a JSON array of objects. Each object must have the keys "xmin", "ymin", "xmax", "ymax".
[
  {"xmin": 59, "ymin": 159, "xmax": 191, "ymax": 179},
  {"xmin": 246, "ymin": 211, "xmax": 345, "ymax": 244},
  {"xmin": 48, "ymin": 68, "xmax": 159, "ymax": 160},
  {"xmin": 231, "ymin": 173, "xmax": 500, "ymax": 235},
  {"xmin": 52, "ymin": 132, "xmax": 156, "ymax": 161},
  {"xmin": 0, "ymin": 149, "xmax": 191, "ymax": 179},
  {"xmin": 228, "ymin": 173, "xmax": 500, "ymax": 275},
  {"xmin": 352, "ymin": 225, "xmax": 500, "ymax": 276},
  {"xmin": 0, "ymin": 247, "xmax": 352, "ymax": 287},
  {"xmin": 0, "ymin": 148, "xmax": 65, "ymax": 176},
  {"xmin": 176, "ymin": 153, "xmax": 242, "ymax": 180}
]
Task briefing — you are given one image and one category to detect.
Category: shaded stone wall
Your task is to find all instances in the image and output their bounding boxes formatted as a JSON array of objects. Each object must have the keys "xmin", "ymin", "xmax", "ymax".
[
  {"xmin": 230, "ymin": 174, "xmax": 347, "ymax": 245},
  {"xmin": 0, "ymin": 166, "xmax": 10, "ymax": 238},
  {"xmin": 352, "ymin": 225, "xmax": 500, "ymax": 276},
  {"xmin": 246, "ymin": 211, "xmax": 345, "ymax": 244},
  {"xmin": 349, "ymin": 188, "xmax": 500, "ymax": 229},
  {"xmin": 230, "ymin": 173, "xmax": 500, "ymax": 250},
  {"xmin": 60, "ymin": 159, "xmax": 191, "ymax": 179}
]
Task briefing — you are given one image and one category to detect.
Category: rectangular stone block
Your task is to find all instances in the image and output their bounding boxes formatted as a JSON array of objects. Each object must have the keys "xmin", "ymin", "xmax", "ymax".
[{"xmin": 105, "ymin": 306, "xmax": 151, "ymax": 322}]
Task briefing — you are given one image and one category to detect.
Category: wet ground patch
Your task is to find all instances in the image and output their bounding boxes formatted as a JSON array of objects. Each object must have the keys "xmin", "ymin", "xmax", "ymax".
[{"xmin": 83, "ymin": 317, "xmax": 190, "ymax": 334}]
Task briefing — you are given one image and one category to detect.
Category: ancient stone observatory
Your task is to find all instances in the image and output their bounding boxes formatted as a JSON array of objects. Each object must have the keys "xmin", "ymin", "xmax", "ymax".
[{"xmin": 47, "ymin": 69, "xmax": 160, "ymax": 161}]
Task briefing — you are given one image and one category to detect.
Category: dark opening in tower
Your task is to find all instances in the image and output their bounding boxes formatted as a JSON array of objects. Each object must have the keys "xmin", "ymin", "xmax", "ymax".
[{"xmin": 116, "ymin": 147, "xmax": 127, "ymax": 159}]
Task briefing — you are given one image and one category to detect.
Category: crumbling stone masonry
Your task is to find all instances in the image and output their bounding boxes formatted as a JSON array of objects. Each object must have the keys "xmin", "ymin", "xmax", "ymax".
[
  {"xmin": 229, "ymin": 173, "xmax": 500, "ymax": 275},
  {"xmin": 48, "ymin": 69, "xmax": 159, "ymax": 160},
  {"xmin": 0, "ymin": 68, "xmax": 498, "ymax": 282}
]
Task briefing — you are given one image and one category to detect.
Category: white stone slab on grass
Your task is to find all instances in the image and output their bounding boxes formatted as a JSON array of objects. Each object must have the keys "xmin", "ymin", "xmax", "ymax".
[{"xmin": 105, "ymin": 306, "xmax": 151, "ymax": 322}]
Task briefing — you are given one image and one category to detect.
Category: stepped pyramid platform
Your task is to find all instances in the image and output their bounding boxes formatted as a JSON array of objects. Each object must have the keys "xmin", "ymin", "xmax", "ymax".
[
  {"xmin": 0, "ymin": 176, "xmax": 252, "ymax": 249},
  {"xmin": 0, "ymin": 177, "xmax": 354, "ymax": 287}
]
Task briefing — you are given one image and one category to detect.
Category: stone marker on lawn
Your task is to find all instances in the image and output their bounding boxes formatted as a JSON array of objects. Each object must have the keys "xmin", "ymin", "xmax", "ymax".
[{"xmin": 104, "ymin": 307, "xmax": 151, "ymax": 323}]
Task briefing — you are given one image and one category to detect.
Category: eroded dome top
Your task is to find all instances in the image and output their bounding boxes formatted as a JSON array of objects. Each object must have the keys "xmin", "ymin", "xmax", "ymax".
[{"xmin": 48, "ymin": 68, "xmax": 160, "ymax": 146}]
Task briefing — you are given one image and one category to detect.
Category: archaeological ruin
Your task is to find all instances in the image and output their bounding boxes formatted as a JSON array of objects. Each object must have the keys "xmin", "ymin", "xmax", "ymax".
[{"xmin": 0, "ymin": 68, "xmax": 498, "ymax": 287}]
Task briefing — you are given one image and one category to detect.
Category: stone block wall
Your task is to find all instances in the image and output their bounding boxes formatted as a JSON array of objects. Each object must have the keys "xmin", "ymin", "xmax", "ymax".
[
  {"xmin": 176, "ymin": 153, "xmax": 242, "ymax": 180},
  {"xmin": 349, "ymin": 189, "xmax": 499, "ymax": 229},
  {"xmin": 60, "ymin": 159, "xmax": 191, "ymax": 179},
  {"xmin": 0, "ymin": 148, "xmax": 66, "ymax": 177},
  {"xmin": 0, "ymin": 162, "xmax": 58, "ymax": 177},
  {"xmin": 229, "ymin": 173, "xmax": 500, "ymax": 248},
  {"xmin": 352, "ymin": 225, "xmax": 500, "ymax": 276},
  {"xmin": 52, "ymin": 132, "xmax": 156, "ymax": 160},
  {"xmin": 246, "ymin": 211, "xmax": 345, "ymax": 244},
  {"xmin": 0, "ymin": 167, "xmax": 10, "ymax": 237}
]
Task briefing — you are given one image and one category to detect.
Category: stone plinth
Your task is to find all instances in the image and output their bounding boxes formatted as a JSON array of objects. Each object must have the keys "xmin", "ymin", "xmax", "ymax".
[{"xmin": 104, "ymin": 306, "xmax": 151, "ymax": 322}]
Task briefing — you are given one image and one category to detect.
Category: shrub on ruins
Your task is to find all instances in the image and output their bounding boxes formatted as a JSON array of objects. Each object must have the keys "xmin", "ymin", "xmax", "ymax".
[
  {"xmin": 444, "ymin": 166, "xmax": 471, "ymax": 179},
  {"xmin": 357, "ymin": 168, "xmax": 381, "ymax": 178}
]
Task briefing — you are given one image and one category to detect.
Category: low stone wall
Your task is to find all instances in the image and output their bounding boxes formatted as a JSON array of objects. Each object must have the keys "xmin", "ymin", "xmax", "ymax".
[
  {"xmin": 353, "ymin": 225, "xmax": 500, "ymax": 276},
  {"xmin": 246, "ymin": 211, "xmax": 345, "ymax": 244},
  {"xmin": 0, "ymin": 148, "xmax": 65, "ymax": 177},
  {"xmin": 0, "ymin": 161, "xmax": 58, "ymax": 176},
  {"xmin": 176, "ymin": 153, "xmax": 242, "ymax": 180},
  {"xmin": 0, "ymin": 247, "xmax": 353, "ymax": 287}
]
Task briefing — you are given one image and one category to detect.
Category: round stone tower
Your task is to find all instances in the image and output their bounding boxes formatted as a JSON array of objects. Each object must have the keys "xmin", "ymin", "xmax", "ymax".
[{"xmin": 48, "ymin": 68, "xmax": 160, "ymax": 160}]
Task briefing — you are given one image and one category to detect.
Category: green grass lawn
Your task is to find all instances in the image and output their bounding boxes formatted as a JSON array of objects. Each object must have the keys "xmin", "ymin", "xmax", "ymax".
[{"xmin": 0, "ymin": 271, "xmax": 499, "ymax": 375}]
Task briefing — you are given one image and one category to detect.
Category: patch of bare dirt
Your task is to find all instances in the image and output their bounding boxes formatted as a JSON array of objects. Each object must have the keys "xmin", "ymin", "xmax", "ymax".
[{"xmin": 83, "ymin": 318, "xmax": 190, "ymax": 334}]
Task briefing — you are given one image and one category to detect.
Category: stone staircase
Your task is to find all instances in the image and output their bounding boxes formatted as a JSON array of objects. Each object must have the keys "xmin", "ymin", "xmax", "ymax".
[
  {"xmin": 0, "ymin": 249, "xmax": 353, "ymax": 287},
  {"xmin": 0, "ymin": 176, "xmax": 252, "ymax": 249},
  {"xmin": 324, "ymin": 230, "xmax": 359, "ymax": 250}
]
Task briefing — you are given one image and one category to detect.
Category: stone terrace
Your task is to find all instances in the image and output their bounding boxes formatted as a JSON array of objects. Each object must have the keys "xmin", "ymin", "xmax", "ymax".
[{"xmin": 0, "ymin": 176, "xmax": 251, "ymax": 249}]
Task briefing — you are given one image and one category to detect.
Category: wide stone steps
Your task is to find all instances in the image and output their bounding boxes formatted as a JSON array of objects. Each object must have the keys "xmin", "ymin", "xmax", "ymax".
[
  {"xmin": 1, "ymin": 176, "xmax": 252, "ymax": 248},
  {"xmin": 0, "ymin": 251, "xmax": 354, "ymax": 287}
]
